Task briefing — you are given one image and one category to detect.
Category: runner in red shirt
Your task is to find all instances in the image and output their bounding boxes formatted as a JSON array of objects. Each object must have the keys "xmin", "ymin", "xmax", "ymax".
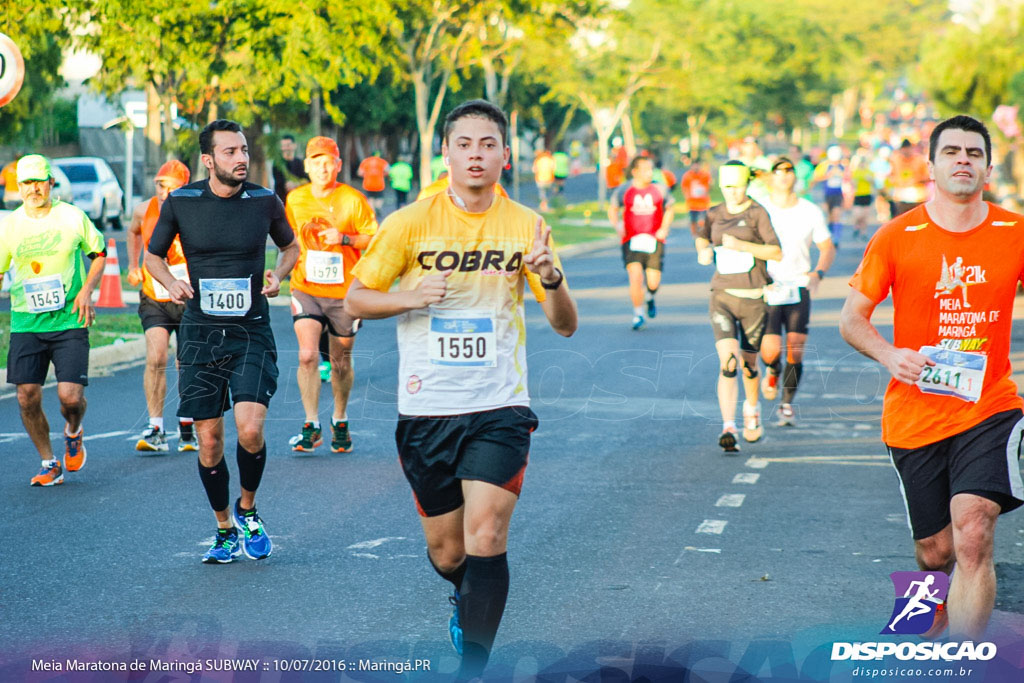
[
  {"xmin": 841, "ymin": 115, "xmax": 1024, "ymax": 640},
  {"xmin": 608, "ymin": 156, "xmax": 675, "ymax": 330}
]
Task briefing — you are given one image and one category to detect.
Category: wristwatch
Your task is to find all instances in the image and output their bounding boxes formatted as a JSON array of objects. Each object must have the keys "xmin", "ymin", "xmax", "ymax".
[
  {"xmin": 540, "ymin": 268, "xmax": 564, "ymax": 290},
  {"xmin": 341, "ymin": 234, "xmax": 351, "ymax": 246},
  {"xmin": 815, "ymin": 269, "xmax": 826, "ymax": 280}
]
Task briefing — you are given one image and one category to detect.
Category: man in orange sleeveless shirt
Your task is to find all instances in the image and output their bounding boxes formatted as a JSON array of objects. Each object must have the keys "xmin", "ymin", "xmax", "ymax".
[
  {"xmin": 357, "ymin": 150, "xmax": 389, "ymax": 216},
  {"xmin": 127, "ymin": 160, "xmax": 196, "ymax": 452},
  {"xmin": 286, "ymin": 137, "xmax": 377, "ymax": 453},
  {"xmin": 842, "ymin": 115, "xmax": 1024, "ymax": 640}
]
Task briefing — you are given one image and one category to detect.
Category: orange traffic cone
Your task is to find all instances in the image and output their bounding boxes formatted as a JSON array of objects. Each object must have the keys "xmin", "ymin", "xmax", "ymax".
[{"xmin": 96, "ymin": 238, "xmax": 126, "ymax": 308}]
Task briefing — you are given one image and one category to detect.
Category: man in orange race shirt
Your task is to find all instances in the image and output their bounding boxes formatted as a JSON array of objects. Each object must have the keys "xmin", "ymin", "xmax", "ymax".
[
  {"xmin": 286, "ymin": 136, "xmax": 377, "ymax": 453},
  {"xmin": 841, "ymin": 115, "xmax": 1024, "ymax": 641},
  {"xmin": 357, "ymin": 150, "xmax": 389, "ymax": 216},
  {"xmin": 680, "ymin": 157, "xmax": 711, "ymax": 237},
  {"xmin": 127, "ymin": 160, "xmax": 196, "ymax": 452}
]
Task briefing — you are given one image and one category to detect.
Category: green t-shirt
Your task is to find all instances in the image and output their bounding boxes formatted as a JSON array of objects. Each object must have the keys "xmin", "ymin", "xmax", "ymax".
[
  {"xmin": 389, "ymin": 161, "xmax": 413, "ymax": 192},
  {"xmin": 553, "ymin": 152, "xmax": 570, "ymax": 178},
  {"xmin": 430, "ymin": 155, "xmax": 447, "ymax": 181},
  {"xmin": 0, "ymin": 201, "xmax": 106, "ymax": 333}
]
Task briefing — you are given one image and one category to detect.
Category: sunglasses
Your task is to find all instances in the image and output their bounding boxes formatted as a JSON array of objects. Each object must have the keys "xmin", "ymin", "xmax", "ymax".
[{"xmin": 773, "ymin": 166, "xmax": 794, "ymax": 174}]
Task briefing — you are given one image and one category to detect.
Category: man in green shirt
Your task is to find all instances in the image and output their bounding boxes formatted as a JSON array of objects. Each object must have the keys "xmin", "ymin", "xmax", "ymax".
[
  {"xmin": 0, "ymin": 154, "xmax": 107, "ymax": 486},
  {"xmin": 389, "ymin": 156, "xmax": 414, "ymax": 207}
]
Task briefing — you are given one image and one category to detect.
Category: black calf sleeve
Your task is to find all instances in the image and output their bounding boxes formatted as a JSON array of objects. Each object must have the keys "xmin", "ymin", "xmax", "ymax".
[
  {"xmin": 197, "ymin": 458, "xmax": 230, "ymax": 512},
  {"xmin": 236, "ymin": 442, "xmax": 267, "ymax": 492},
  {"xmin": 458, "ymin": 553, "xmax": 510, "ymax": 679},
  {"xmin": 782, "ymin": 362, "xmax": 803, "ymax": 404},
  {"xmin": 429, "ymin": 553, "xmax": 467, "ymax": 591}
]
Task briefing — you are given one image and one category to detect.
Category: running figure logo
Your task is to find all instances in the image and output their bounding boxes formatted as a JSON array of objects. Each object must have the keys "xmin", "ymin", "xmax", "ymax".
[
  {"xmin": 934, "ymin": 254, "xmax": 986, "ymax": 308},
  {"xmin": 881, "ymin": 571, "xmax": 949, "ymax": 635}
]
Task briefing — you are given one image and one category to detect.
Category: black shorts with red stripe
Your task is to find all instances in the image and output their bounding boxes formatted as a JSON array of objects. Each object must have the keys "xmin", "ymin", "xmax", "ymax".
[{"xmin": 396, "ymin": 406, "xmax": 539, "ymax": 517}]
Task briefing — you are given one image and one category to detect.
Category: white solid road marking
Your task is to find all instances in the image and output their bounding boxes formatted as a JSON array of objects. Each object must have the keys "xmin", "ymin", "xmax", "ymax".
[
  {"xmin": 696, "ymin": 519, "xmax": 728, "ymax": 534},
  {"xmin": 715, "ymin": 494, "xmax": 746, "ymax": 507},
  {"xmin": 745, "ymin": 457, "xmax": 769, "ymax": 469},
  {"xmin": 84, "ymin": 430, "xmax": 131, "ymax": 440},
  {"xmin": 733, "ymin": 472, "xmax": 760, "ymax": 484},
  {"xmin": 346, "ymin": 537, "xmax": 407, "ymax": 550}
]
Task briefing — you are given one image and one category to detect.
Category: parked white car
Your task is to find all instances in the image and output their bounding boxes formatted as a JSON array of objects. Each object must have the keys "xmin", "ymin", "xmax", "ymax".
[{"xmin": 53, "ymin": 156, "xmax": 124, "ymax": 230}]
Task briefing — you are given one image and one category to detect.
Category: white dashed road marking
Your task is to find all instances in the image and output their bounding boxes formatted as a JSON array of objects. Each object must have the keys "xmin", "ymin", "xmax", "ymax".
[
  {"xmin": 733, "ymin": 472, "xmax": 760, "ymax": 484},
  {"xmin": 715, "ymin": 494, "xmax": 746, "ymax": 508},
  {"xmin": 696, "ymin": 519, "xmax": 728, "ymax": 534}
]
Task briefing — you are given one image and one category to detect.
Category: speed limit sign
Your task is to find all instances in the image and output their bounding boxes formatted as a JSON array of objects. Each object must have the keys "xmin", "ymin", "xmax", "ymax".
[{"xmin": 0, "ymin": 33, "xmax": 25, "ymax": 108}]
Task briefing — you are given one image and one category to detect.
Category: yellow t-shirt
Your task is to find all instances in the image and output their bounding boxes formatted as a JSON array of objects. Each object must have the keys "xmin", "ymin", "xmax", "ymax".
[
  {"xmin": 285, "ymin": 183, "xmax": 378, "ymax": 299},
  {"xmin": 351, "ymin": 192, "xmax": 564, "ymax": 416}
]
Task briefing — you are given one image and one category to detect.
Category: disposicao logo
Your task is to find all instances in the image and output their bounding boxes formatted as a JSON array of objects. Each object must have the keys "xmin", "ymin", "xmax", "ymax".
[
  {"xmin": 881, "ymin": 571, "xmax": 948, "ymax": 635},
  {"xmin": 830, "ymin": 571, "xmax": 998, "ymax": 663}
]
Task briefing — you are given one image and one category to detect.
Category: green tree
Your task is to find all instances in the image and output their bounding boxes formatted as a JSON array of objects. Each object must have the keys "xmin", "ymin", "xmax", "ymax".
[{"xmin": 0, "ymin": 9, "xmax": 70, "ymax": 147}]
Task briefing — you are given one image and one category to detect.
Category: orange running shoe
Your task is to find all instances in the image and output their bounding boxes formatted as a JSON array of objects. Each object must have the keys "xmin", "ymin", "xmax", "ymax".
[
  {"xmin": 920, "ymin": 601, "xmax": 948, "ymax": 641},
  {"xmin": 30, "ymin": 460, "xmax": 64, "ymax": 486},
  {"xmin": 64, "ymin": 427, "xmax": 87, "ymax": 472}
]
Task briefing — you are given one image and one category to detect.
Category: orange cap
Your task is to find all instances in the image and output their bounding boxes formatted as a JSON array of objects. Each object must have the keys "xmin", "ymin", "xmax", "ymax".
[
  {"xmin": 155, "ymin": 160, "xmax": 190, "ymax": 186},
  {"xmin": 306, "ymin": 136, "xmax": 340, "ymax": 159}
]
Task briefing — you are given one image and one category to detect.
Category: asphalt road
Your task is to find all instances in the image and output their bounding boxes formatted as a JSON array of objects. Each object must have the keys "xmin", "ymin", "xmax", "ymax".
[{"xmin": 3, "ymin": 224, "xmax": 1024, "ymax": 682}]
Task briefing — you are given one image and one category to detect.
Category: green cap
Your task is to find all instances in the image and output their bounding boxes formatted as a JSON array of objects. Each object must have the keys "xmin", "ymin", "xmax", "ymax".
[
  {"xmin": 718, "ymin": 163, "xmax": 750, "ymax": 187},
  {"xmin": 16, "ymin": 154, "xmax": 52, "ymax": 183}
]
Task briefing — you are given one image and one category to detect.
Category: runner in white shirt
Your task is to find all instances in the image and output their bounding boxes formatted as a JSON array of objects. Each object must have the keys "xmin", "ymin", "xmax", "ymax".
[{"xmin": 760, "ymin": 157, "xmax": 836, "ymax": 425}]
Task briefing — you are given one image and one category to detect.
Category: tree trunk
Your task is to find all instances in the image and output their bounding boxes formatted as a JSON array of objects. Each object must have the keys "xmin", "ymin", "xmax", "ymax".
[
  {"xmin": 414, "ymin": 71, "xmax": 433, "ymax": 188},
  {"xmin": 160, "ymin": 91, "xmax": 176, "ymax": 163},
  {"xmin": 621, "ymin": 107, "xmax": 637, "ymax": 159},
  {"xmin": 145, "ymin": 84, "xmax": 162, "ymax": 179},
  {"xmin": 311, "ymin": 90, "xmax": 322, "ymax": 136},
  {"xmin": 244, "ymin": 117, "xmax": 267, "ymax": 187}
]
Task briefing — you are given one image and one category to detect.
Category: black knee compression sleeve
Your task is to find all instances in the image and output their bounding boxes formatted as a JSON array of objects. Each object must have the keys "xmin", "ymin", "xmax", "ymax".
[
  {"xmin": 743, "ymin": 359, "xmax": 759, "ymax": 379},
  {"xmin": 198, "ymin": 458, "xmax": 230, "ymax": 512},
  {"xmin": 721, "ymin": 354, "xmax": 738, "ymax": 378},
  {"xmin": 236, "ymin": 441, "xmax": 267, "ymax": 492}
]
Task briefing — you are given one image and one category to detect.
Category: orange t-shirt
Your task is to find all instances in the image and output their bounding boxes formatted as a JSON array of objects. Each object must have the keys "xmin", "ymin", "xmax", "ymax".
[
  {"xmin": 358, "ymin": 157, "xmax": 389, "ymax": 193},
  {"xmin": 680, "ymin": 168, "xmax": 711, "ymax": 211},
  {"xmin": 140, "ymin": 197, "xmax": 187, "ymax": 302},
  {"xmin": 416, "ymin": 176, "xmax": 508, "ymax": 201},
  {"xmin": 2, "ymin": 161, "xmax": 18, "ymax": 193},
  {"xmin": 849, "ymin": 203, "xmax": 1024, "ymax": 449},
  {"xmin": 285, "ymin": 183, "xmax": 378, "ymax": 298}
]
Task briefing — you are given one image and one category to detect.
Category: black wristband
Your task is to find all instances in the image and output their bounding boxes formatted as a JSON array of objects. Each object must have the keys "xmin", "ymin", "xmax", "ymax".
[
  {"xmin": 341, "ymin": 234, "xmax": 351, "ymax": 246},
  {"xmin": 540, "ymin": 268, "xmax": 563, "ymax": 290},
  {"xmin": 815, "ymin": 269, "xmax": 826, "ymax": 279}
]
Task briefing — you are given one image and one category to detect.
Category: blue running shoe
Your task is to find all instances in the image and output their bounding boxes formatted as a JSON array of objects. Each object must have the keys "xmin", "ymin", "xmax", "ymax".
[
  {"xmin": 233, "ymin": 498, "xmax": 272, "ymax": 560},
  {"xmin": 202, "ymin": 528, "xmax": 241, "ymax": 564},
  {"xmin": 631, "ymin": 315, "xmax": 645, "ymax": 331},
  {"xmin": 646, "ymin": 297, "xmax": 657, "ymax": 319},
  {"xmin": 448, "ymin": 590, "xmax": 463, "ymax": 655}
]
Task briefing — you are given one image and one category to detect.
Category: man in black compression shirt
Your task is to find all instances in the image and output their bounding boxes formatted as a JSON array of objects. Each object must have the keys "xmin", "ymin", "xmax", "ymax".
[{"xmin": 146, "ymin": 119, "xmax": 299, "ymax": 564}]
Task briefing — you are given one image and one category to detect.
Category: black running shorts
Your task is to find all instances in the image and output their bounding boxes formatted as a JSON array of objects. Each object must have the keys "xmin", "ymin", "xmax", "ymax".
[
  {"xmin": 621, "ymin": 241, "xmax": 665, "ymax": 272},
  {"xmin": 175, "ymin": 318, "xmax": 278, "ymax": 420},
  {"xmin": 290, "ymin": 290, "xmax": 360, "ymax": 338},
  {"xmin": 709, "ymin": 290, "xmax": 768, "ymax": 352},
  {"xmin": 7, "ymin": 328, "xmax": 90, "ymax": 386},
  {"xmin": 888, "ymin": 409, "xmax": 1024, "ymax": 540},
  {"xmin": 138, "ymin": 292, "xmax": 185, "ymax": 332},
  {"xmin": 765, "ymin": 287, "xmax": 811, "ymax": 336},
  {"xmin": 395, "ymin": 406, "xmax": 539, "ymax": 517}
]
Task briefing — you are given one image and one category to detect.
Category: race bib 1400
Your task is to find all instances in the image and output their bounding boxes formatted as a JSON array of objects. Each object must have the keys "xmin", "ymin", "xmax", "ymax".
[{"xmin": 199, "ymin": 277, "xmax": 251, "ymax": 317}]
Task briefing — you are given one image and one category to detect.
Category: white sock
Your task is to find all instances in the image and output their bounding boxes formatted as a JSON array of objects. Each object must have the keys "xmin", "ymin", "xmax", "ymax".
[
  {"xmin": 150, "ymin": 417, "xmax": 164, "ymax": 431},
  {"xmin": 633, "ymin": 306, "xmax": 643, "ymax": 317},
  {"xmin": 722, "ymin": 420, "xmax": 736, "ymax": 432},
  {"xmin": 333, "ymin": 415, "xmax": 348, "ymax": 425},
  {"xmin": 65, "ymin": 425, "xmax": 82, "ymax": 437},
  {"xmin": 42, "ymin": 458, "xmax": 58, "ymax": 467},
  {"xmin": 308, "ymin": 420, "xmax": 321, "ymax": 429}
]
